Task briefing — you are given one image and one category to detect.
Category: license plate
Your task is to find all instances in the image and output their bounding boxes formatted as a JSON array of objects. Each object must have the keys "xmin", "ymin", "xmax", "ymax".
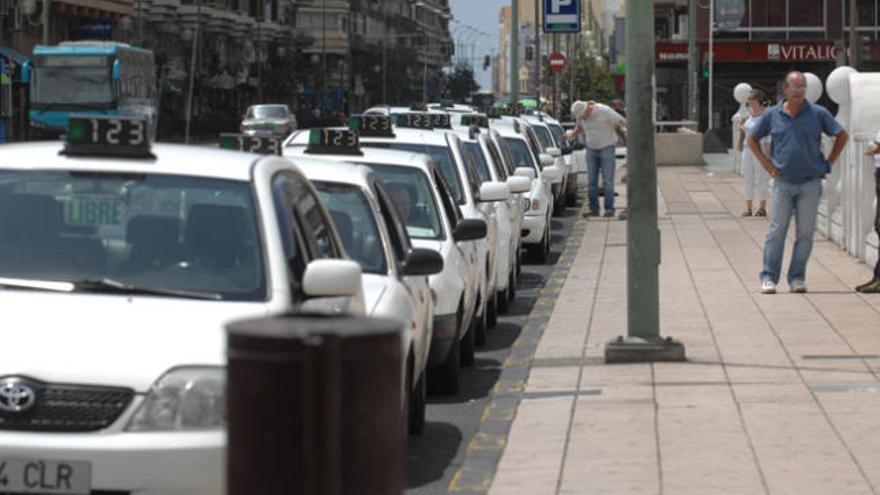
[{"xmin": 0, "ymin": 458, "xmax": 91, "ymax": 494}]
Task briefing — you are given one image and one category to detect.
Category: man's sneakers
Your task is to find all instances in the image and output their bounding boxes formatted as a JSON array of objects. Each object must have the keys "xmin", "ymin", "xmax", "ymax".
[
  {"xmin": 760, "ymin": 279, "xmax": 777, "ymax": 294},
  {"xmin": 790, "ymin": 279, "xmax": 808, "ymax": 293},
  {"xmin": 856, "ymin": 279, "xmax": 880, "ymax": 293}
]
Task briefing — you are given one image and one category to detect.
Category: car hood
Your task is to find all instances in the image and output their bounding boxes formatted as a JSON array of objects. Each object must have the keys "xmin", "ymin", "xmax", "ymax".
[
  {"xmin": 0, "ymin": 291, "xmax": 271, "ymax": 392},
  {"xmin": 361, "ymin": 274, "xmax": 390, "ymax": 317}
]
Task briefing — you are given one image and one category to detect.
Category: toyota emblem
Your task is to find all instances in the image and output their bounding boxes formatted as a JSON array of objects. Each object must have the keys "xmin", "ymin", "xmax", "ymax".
[{"xmin": 0, "ymin": 379, "xmax": 36, "ymax": 413}]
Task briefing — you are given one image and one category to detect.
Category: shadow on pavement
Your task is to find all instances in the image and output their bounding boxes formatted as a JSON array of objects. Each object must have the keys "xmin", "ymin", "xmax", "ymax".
[
  {"xmin": 430, "ymin": 357, "xmax": 503, "ymax": 404},
  {"xmin": 406, "ymin": 422, "xmax": 463, "ymax": 489},
  {"xmin": 479, "ymin": 321, "xmax": 523, "ymax": 353}
]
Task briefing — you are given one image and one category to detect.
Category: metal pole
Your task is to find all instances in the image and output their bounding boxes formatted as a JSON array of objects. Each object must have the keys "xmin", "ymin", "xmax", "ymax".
[
  {"xmin": 423, "ymin": 34, "xmax": 429, "ymax": 104},
  {"xmin": 257, "ymin": 20, "xmax": 263, "ymax": 103},
  {"xmin": 605, "ymin": 0, "xmax": 684, "ymax": 363},
  {"xmin": 850, "ymin": 0, "xmax": 859, "ymax": 67},
  {"xmin": 382, "ymin": 41, "xmax": 387, "ymax": 104},
  {"xmin": 511, "ymin": 0, "xmax": 519, "ymax": 104},
  {"xmin": 184, "ymin": 0, "xmax": 201, "ymax": 144},
  {"xmin": 708, "ymin": 0, "xmax": 714, "ymax": 130},
  {"xmin": 687, "ymin": 0, "xmax": 698, "ymax": 124},
  {"xmin": 42, "ymin": 0, "xmax": 50, "ymax": 44},
  {"xmin": 321, "ymin": 0, "xmax": 327, "ymax": 115},
  {"xmin": 534, "ymin": 0, "xmax": 540, "ymax": 100},
  {"xmin": 553, "ymin": 33, "xmax": 559, "ymax": 115}
]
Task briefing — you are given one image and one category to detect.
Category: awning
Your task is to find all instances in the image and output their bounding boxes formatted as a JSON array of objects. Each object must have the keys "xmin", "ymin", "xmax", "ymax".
[{"xmin": 0, "ymin": 46, "xmax": 30, "ymax": 68}]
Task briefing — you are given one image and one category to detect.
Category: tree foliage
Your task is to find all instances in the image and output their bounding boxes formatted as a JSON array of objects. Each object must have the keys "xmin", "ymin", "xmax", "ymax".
[
  {"xmin": 558, "ymin": 56, "xmax": 618, "ymax": 119},
  {"xmin": 445, "ymin": 61, "xmax": 480, "ymax": 103}
]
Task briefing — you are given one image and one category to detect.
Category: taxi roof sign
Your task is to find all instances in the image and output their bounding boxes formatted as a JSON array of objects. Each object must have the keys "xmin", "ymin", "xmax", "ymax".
[
  {"xmin": 218, "ymin": 133, "xmax": 282, "ymax": 155},
  {"xmin": 409, "ymin": 102, "xmax": 428, "ymax": 112},
  {"xmin": 430, "ymin": 113, "xmax": 452, "ymax": 129},
  {"xmin": 64, "ymin": 115, "xmax": 153, "ymax": 158},
  {"xmin": 305, "ymin": 129, "xmax": 362, "ymax": 155},
  {"xmin": 394, "ymin": 113, "xmax": 434, "ymax": 130},
  {"xmin": 461, "ymin": 114, "xmax": 490, "ymax": 129},
  {"xmin": 349, "ymin": 115, "xmax": 394, "ymax": 138}
]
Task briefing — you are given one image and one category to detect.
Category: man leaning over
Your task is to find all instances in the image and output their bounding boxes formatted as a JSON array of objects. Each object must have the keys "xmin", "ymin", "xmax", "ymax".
[{"xmin": 747, "ymin": 71, "xmax": 848, "ymax": 294}]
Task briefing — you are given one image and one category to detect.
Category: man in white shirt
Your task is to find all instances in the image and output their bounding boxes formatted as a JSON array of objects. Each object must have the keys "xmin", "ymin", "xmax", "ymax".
[
  {"xmin": 565, "ymin": 100, "xmax": 627, "ymax": 218},
  {"xmin": 858, "ymin": 132, "xmax": 880, "ymax": 293}
]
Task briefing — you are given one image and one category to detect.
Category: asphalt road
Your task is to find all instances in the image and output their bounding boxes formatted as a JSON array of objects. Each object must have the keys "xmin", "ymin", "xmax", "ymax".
[{"xmin": 405, "ymin": 201, "xmax": 583, "ymax": 495}]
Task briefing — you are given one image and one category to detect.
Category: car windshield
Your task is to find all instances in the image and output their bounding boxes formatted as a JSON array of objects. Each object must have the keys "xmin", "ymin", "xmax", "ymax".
[
  {"xmin": 0, "ymin": 171, "xmax": 266, "ymax": 301},
  {"xmin": 313, "ymin": 182, "xmax": 387, "ymax": 275},
  {"xmin": 533, "ymin": 125, "xmax": 555, "ymax": 150},
  {"xmin": 547, "ymin": 124, "xmax": 565, "ymax": 147},
  {"xmin": 465, "ymin": 142, "xmax": 492, "ymax": 183},
  {"xmin": 357, "ymin": 164, "xmax": 444, "ymax": 240},
  {"xmin": 247, "ymin": 106, "xmax": 288, "ymax": 119},
  {"xmin": 503, "ymin": 137, "xmax": 539, "ymax": 171},
  {"xmin": 363, "ymin": 142, "xmax": 465, "ymax": 205}
]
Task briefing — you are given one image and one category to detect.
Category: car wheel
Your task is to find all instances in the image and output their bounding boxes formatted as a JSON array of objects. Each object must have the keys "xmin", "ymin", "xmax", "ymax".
[
  {"xmin": 508, "ymin": 269, "xmax": 517, "ymax": 301},
  {"xmin": 498, "ymin": 287, "xmax": 510, "ymax": 314},
  {"xmin": 461, "ymin": 313, "xmax": 476, "ymax": 365},
  {"xmin": 532, "ymin": 225, "xmax": 550, "ymax": 263},
  {"xmin": 565, "ymin": 191, "xmax": 577, "ymax": 207},
  {"xmin": 429, "ymin": 331, "xmax": 460, "ymax": 396},
  {"xmin": 486, "ymin": 291, "xmax": 498, "ymax": 329},
  {"xmin": 408, "ymin": 366, "xmax": 426, "ymax": 436},
  {"xmin": 553, "ymin": 193, "xmax": 564, "ymax": 216}
]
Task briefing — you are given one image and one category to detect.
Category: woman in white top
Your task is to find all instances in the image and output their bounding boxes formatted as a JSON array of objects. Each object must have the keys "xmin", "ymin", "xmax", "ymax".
[{"xmin": 737, "ymin": 89, "xmax": 771, "ymax": 217}]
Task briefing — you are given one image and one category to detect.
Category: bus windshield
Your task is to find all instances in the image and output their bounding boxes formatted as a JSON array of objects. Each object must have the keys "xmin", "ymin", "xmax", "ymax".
[{"xmin": 32, "ymin": 66, "xmax": 113, "ymax": 106}]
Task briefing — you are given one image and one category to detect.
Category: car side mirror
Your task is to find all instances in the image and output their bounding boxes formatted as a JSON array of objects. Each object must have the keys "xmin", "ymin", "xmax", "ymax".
[
  {"xmin": 453, "ymin": 218, "xmax": 487, "ymax": 242},
  {"xmin": 506, "ymin": 176, "xmax": 531, "ymax": 193},
  {"xmin": 571, "ymin": 142, "xmax": 585, "ymax": 151},
  {"xmin": 302, "ymin": 259, "xmax": 363, "ymax": 297},
  {"xmin": 541, "ymin": 165, "xmax": 562, "ymax": 182},
  {"xmin": 539, "ymin": 153, "xmax": 555, "ymax": 168},
  {"xmin": 514, "ymin": 167, "xmax": 537, "ymax": 181},
  {"xmin": 546, "ymin": 147, "xmax": 562, "ymax": 158},
  {"xmin": 402, "ymin": 248, "xmax": 444, "ymax": 276},
  {"xmin": 478, "ymin": 182, "xmax": 511, "ymax": 202}
]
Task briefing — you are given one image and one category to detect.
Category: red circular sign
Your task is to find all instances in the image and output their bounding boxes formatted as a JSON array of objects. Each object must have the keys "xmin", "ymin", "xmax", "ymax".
[{"xmin": 549, "ymin": 53, "xmax": 567, "ymax": 73}]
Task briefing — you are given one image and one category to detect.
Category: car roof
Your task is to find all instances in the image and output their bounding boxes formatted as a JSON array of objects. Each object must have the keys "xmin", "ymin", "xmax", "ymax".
[
  {"xmin": 0, "ymin": 142, "xmax": 259, "ymax": 181},
  {"xmin": 293, "ymin": 160, "xmax": 374, "ymax": 190},
  {"xmin": 286, "ymin": 146, "xmax": 433, "ymax": 171}
]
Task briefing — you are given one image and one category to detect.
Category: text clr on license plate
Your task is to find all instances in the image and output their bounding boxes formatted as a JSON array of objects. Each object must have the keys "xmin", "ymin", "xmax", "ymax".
[{"xmin": 0, "ymin": 458, "xmax": 91, "ymax": 494}]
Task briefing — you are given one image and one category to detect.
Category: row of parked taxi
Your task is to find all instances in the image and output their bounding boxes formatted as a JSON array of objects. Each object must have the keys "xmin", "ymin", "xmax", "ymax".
[{"xmin": 0, "ymin": 104, "xmax": 583, "ymax": 495}]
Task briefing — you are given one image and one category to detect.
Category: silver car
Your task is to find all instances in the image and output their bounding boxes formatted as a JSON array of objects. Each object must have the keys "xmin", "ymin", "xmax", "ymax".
[{"xmin": 240, "ymin": 104, "xmax": 297, "ymax": 137}]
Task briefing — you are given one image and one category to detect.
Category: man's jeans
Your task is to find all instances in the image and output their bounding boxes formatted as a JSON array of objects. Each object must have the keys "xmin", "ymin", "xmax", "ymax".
[
  {"xmin": 586, "ymin": 145, "xmax": 616, "ymax": 214},
  {"xmin": 761, "ymin": 178, "xmax": 822, "ymax": 284}
]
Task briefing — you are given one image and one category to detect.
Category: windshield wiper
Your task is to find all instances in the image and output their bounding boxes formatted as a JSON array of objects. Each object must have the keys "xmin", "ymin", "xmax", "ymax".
[
  {"xmin": 71, "ymin": 278, "xmax": 223, "ymax": 301},
  {"xmin": 0, "ymin": 277, "xmax": 75, "ymax": 292}
]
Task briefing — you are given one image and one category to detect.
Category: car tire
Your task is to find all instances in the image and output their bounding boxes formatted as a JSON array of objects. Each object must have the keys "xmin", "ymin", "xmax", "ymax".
[
  {"xmin": 486, "ymin": 291, "xmax": 498, "ymax": 329},
  {"xmin": 565, "ymin": 191, "xmax": 577, "ymax": 207},
  {"xmin": 461, "ymin": 314, "xmax": 476, "ymax": 365},
  {"xmin": 498, "ymin": 287, "xmax": 510, "ymax": 314},
  {"xmin": 430, "ymin": 332, "xmax": 460, "ymax": 396},
  {"xmin": 508, "ymin": 269, "xmax": 517, "ymax": 301},
  {"xmin": 553, "ymin": 193, "xmax": 565, "ymax": 216},
  {"xmin": 408, "ymin": 366, "xmax": 427, "ymax": 436}
]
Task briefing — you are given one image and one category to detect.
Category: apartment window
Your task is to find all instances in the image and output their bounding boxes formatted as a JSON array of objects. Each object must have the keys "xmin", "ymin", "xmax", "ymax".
[
  {"xmin": 845, "ymin": 0, "xmax": 876, "ymax": 26},
  {"xmin": 751, "ymin": 0, "xmax": 785, "ymax": 27},
  {"xmin": 789, "ymin": 0, "xmax": 823, "ymax": 26}
]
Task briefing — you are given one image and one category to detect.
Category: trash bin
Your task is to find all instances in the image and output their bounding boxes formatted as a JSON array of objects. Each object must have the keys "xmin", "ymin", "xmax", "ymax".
[{"xmin": 226, "ymin": 314, "xmax": 404, "ymax": 495}]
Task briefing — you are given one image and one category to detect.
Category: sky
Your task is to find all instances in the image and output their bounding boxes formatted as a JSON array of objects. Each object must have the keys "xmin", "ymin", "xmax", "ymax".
[{"xmin": 449, "ymin": 0, "xmax": 508, "ymax": 90}]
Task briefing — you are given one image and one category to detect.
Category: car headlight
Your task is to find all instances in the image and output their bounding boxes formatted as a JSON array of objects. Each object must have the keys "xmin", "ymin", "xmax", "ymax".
[
  {"xmin": 523, "ymin": 198, "xmax": 531, "ymax": 211},
  {"xmin": 531, "ymin": 199, "xmax": 541, "ymax": 211},
  {"xmin": 126, "ymin": 367, "xmax": 225, "ymax": 431},
  {"xmin": 239, "ymin": 124, "xmax": 246, "ymax": 133}
]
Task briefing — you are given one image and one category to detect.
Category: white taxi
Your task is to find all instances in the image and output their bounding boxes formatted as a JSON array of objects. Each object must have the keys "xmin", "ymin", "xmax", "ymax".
[
  {"xmin": 0, "ymin": 117, "xmax": 364, "ymax": 495},
  {"xmin": 285, "ymin": 122, "xmax": 486, "ymax": 394},
  {"xmin": 492, "ymin": 117, "xmax": 560, "ymax": 262},
  {"xmin": 521, "ymin": 114, "xmax": 569, "ymax": 216},
  {"xmin": 453, "ymin": 123, "xmax": 530, "ymax": 321},
  {"xmin": 291, "ymin": 149, "xmax": 442, "ymax": 434}
]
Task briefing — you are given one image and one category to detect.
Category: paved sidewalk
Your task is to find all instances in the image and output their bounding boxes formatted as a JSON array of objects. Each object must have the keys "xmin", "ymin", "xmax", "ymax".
[{"xmin": 463, "ymin": 166, "xmax": 880, "ymax": 494}]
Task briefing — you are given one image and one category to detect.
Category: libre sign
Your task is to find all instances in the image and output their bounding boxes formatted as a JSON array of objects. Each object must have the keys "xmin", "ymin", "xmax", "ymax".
[
  {"xmin": 549, "ymin": 53, "xmax": 567, "ymax": 73},
  {"xmin": 544, "ymin": 0, "xmax": 581, "ymax": 33}
]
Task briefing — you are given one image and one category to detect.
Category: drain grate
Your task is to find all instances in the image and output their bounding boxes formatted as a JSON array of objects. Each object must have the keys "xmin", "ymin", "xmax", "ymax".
[
  {"xmin": 811, "ymin": 384, "xmax": 880, "ymax": 394},
  {"xmin": 802, "ymin": 355, "xmax": 880, "ymax": 360}
]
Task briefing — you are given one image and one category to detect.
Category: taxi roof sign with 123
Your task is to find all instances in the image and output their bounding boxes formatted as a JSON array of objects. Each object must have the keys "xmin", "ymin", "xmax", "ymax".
[
  {"xmin": 218, "ymin": 133, "xmax": 282, "ymax": 155},
  {"xmin": 349, "ymin": 115, "xmax": 394, "ymax": 137},
  {"xmin": 394, "ymin": 113, "xmax": 434, "ymax": 130},
  {"xmin": 306, "ymin": 129, "xmax": 362, "ymax": 155},
  {"xmin": 64, "ymin": 116, "xmax": 152, "ymax": 158}
]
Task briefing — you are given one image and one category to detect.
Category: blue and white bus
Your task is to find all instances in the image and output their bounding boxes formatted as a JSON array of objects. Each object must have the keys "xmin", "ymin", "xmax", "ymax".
[{"xmin": 23, "ymin": 41, "xmax": 157, "ymax": 138}]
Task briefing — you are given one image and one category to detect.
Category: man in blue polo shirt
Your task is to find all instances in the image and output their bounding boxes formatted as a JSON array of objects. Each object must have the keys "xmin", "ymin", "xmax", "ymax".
[{"xmin": 747, "ymin": 71, "xmax": 849, "ymax": 294}]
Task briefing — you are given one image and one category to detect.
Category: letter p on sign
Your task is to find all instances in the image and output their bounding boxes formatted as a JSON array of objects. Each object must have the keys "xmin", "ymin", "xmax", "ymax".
[{"xmin": 552, "ymin": 0, "xmax": 572, "ymax": 11}]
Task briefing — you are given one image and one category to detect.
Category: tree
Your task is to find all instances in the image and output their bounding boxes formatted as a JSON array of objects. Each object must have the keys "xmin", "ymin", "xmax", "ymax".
[
  {"xmin": 446, "ymin": 61, "xmax": 480, "ymax": 103},
  {"xmin": 558, "ymin": 55, "xmax": 617, "ymax": 119}
]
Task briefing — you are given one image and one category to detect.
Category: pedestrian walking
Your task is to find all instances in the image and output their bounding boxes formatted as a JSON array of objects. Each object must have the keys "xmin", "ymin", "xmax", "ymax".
[
  {"xmin": 857, "ymin": 134, "xmax": 880, "ymax": 293},
  {"xmin": 565, "ymin": 100, "xmax": 627, "ymax": 218},
  {"xmin": 737, "ymin": 89, "xmax": 771, "ymax": 217},
  {"xmin": 748, "ymin": 71, "xmax": 849, "ymax": 294}
]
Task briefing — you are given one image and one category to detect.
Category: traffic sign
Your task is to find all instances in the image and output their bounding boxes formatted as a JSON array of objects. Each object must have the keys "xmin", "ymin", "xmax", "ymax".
[
  {"xmin": 544, "ymin": 0, "xmax": 581, "ymax": 33},
  {"xmin": 549, "ymin": 53, "xmax": 567, "ymax": 73}
]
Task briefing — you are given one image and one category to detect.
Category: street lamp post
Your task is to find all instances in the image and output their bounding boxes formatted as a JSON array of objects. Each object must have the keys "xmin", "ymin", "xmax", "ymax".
[{"xmin": 184, "ymin": 0, "xmax": 202, "ymax": 144}]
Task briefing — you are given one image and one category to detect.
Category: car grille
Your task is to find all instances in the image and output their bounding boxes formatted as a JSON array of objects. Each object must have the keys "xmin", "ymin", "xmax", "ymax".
[
  {"xmin": 1, "ymin": 492, "xmax": 129, "ymax": 495},
  {"xmin": 0, "ymin": 378, "xmax": 134, "ymax": 433}
]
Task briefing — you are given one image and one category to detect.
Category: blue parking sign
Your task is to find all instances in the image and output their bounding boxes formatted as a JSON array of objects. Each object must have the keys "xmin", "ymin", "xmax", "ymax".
[{"xmin": 544, "ymin": 0, "xmax": 581, "ymax": 33}]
